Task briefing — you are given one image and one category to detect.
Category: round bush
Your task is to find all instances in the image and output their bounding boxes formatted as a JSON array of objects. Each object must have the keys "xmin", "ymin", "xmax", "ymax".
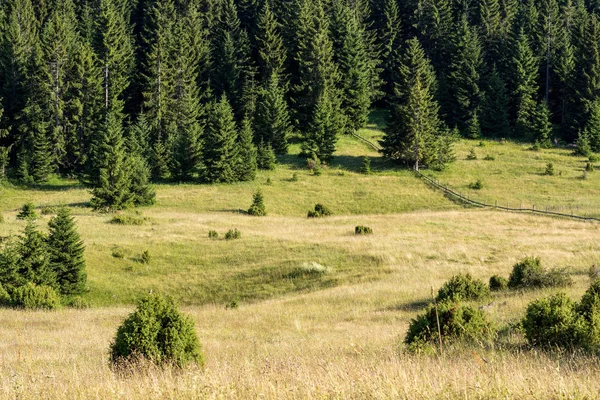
[
  {"xmin": 579, "ymin": 279, "xmax": 600, "ymax": 319},
  {"xmin": 405, "ymin": 302, "xmax": 493, "ymax": 349},
  {"xmin": 436, "ymin": 273, "xmax": 490, "ymax": 303},
  {"xmin": 489, "ymin": 275, "xmax": 508, "ymax": 291},
  {"xmin": 522, "ymin": 292, "xmax": 588, "ymax": 349},
  {"xmin": 110, "ymin": 294, "xmax": 204, "ymax": 368},
  {"xmin": 11, "ymin": 283, "xmax": 60, "ymax": 310},
  {"xmin": 508, "ymin": 256, "xmax": 572, "ymax": 289}
]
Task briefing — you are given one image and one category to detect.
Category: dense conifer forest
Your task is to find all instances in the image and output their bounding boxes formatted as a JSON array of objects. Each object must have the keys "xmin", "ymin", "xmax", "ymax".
[{"xmin": 0, "ymin": 0, "xmax": 599, "ymax": 194}]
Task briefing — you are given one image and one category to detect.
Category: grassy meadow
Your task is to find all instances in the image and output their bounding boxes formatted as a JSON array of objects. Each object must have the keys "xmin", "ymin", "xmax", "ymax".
[{"xmin": 1, "ymin": 113, "xmax": 600, "ymax": 397}]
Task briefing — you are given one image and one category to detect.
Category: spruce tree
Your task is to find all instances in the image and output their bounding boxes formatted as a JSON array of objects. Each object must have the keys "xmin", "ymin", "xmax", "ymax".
[
  {"xmin": 17, "ymin": 222, "xmax": 56, "ymax": 288},
  {"xmin": 202, "ymin": 96, "xmax": 240, "ymax": 183},
  {"xmin": 256, "ymin": 1, "xmax": 286, "ymax": 81},
  {"xmin": 510, "ymin": 29, "xmax": 539, "ymax": 139},
  {"xmin": 95, "ymin": 0, "xmax": 135, "ymax": 115},
  {"xmin": 236, "ymin": 117, "xmax": 257, "ymax": 182},
  {"xmin": 210, "ymin": 0, "xmax": 252, "ymax": 117},
  {"xmin": 480, "ymin": 66, "xmax": 511, "ymax": 138},
  {"xmin": 142, "ymin": 0, "xmax": 176, "ymax": 180},
  {"xmin": 126, "ymin": 155, "xmax": 155, "ymax": 206},
  {"xmin": 90, "ymin": 111, "xmax": 134, "ymax": 211},
  {"xmin": 378, "ymin": 0, "xmax": 403, "ymax": 99},
  {"xmin": 532, "ymin": 101, "xmax": 553, "ymax": 147},
  {"xmin": 447, "ymin": 16, "xmax": 484, "ymax": 133},
  {"xmin": 335, "ymin": 3, "xmax": 372, "ymax": 133},
  {"xmin": 382, "ymin": 38, "xmax": 451, "ymax": 171},
  {"xmin": 255, "ymin": 72, "xmax": 292, "ymax": 154},
  {"xmin": 46, "ymin": 206, "xmax": 86, "ymax": 295},
  {"xmin": 303, "ymin": 86, "xmax": 340, "ymax": 163},
  {"xmin": 584, "ymin": 100, "xmax": 600, "ymax": 152},
  {"xmin": 257, "ymin": 139, "xmax": 276, "ymax": 170}
]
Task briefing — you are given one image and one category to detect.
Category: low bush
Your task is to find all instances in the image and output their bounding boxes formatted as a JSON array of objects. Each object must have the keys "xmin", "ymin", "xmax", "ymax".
[
  {"xmin": 208, "ymin": 230, "xmax": 218, "ymax": 239},
  {"xmin": 489, "ymin": 275, "xmax": 508, "ymax": 291},
  {"xmin": 436, "ymin": 273, "xmax": 490, "ymax": 303},
  {"xmin": 11, "ymin": 283, "xmax": 60, "ymax": 310},
  {"xmin": 247, "ymin": 190, "xmax": 267, "ymax": 216},
  {"xmin": 64, "ymin": 295, "xmax": 91, "ymax": 309},
  {"xmin": 544, "ymin": 162, "xmax": 555, "ymax": 176},
  {"xmin": 110, "ymin": 294, "xmax": 203, "ymax": 368},
  {"xmin": 586, "ymin": 162, "xmax": 595, "ymax": 172},
  {"xmin": 508, "ymin": 256, "xmax": 572, "ymax": 289},
  {"xmin": 140, "ymin": 250, "xmax": 151, "ymax": 264},
  {"xmin": 41, "ymin": 206, "xmax": 57, "ymax": 215},
  {"xmin": 17, "ymin": 202, "xmax": 38, "ymax": 220},
  {"xmin": 466, "ymin": 148, "xmax": 477, "ymax": 160},
  {"xmin": 307, "ymin": 203, "xmax": 333, "ymax": 218},
  {"xmin": 355, "ymin": 225, "xmax": 373, "ymax": 235},
  {"xmin": 469, "ymin": 179, "xmax": 484, "ymax": 190},
  {"xmin": 522, "ymin": 292, "xmax": 588, "ymax": 349},
  {"xmin": 110, "ymin": 214, "xmax": 146, "ymax": 225},
  {"xmin": 483, "ymin": 154, "xmax": 495, "ymax": 161},
  {"xmin": 112, "ymin": 247, "xmax": 126, "ymax": 259},
  {"xmin": 405, "ymin": 302, "xmax": 493, "ymax": 350},
  {"xmin": 290, "ymin": 173, "xmax": 299, "ymax": 182},
  {"xmin": 225, "ymin": 229, "xmax": 241, "ymax": 240}
]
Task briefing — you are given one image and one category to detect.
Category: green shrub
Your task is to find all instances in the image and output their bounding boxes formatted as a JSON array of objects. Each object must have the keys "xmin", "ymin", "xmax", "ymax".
[
  {"xmin": 64, "ymin": 295, "xmax": 91, "ymax": 309},
  {"xmin": 257, "ymin": 141, "xmax": 277, "ymax": 170},
  {"xmin": 290, "ymin": 173, "xmax": 299, "ymax": 182},
  {"xmin": 544, "ymin": 162, "xmax": 555, "ymax": 176},
  {"xmin": 140, "ymin": 250, "xmax": 151, "ymax": 264},
  {"xmin": 247, "ymin": 190, "xmax": 267, "ymax": 216},
  {"xmin": 466, "ymin": 148, "xmax": 477, "ymax": 160},
  {"xmin": 578, "ymin": 279, "xmax": 600, "ymax": 320},
  {"xmin": 590, "ymin": 154, "xmax": 600, "ymax": 163},
  {"xmin": 531, "ymin": 141, "xmax": 541, "ymax": 151},
  {"xmin": 436, "ymin": 273, "xmax": 490, "ymax": 303},
  {"xmin": 0, "ymin": 283, "xmax": 11, "ymax": 305},
  {"xmin": 265, "ymin": 177, "xmax": 273, "ymax": 186},
  {"xmin": 469, "ymin": 179, "xmax": 484, "ymax": 190},
  {"xmin": 225, "ymin": 229, "xmax": 241, "ymax": 240},
  {"xmin": 41, "ymin": 206, "xmax": 57, "ymax": 215},
  {"xmin": 508, "ymin": 256, "xmax": 572, "ymax": 289},
  {"xmin": 307, "ymin": 203, "xmax": 333, "ymax": 218},
  {"xmin": 483, "ymin": 154, "xmax": 495, "ymax": 161},
  {"xmin": 110, "ymin": 214, "xmax": 146, "ymax": 225},
  {"xmin": 225, "ymin": 300, "xmax": 239, "ymax": 309},
  {"xmin": 586, "ymin": 162, "xmax": 595, "ymax": 172},
  {"xmin": 478, "ymin": 141, "xmax": 486, "ymax": 147},
  {"xmin": 360, "ymin": 156, "xmax": 371, "ymax": 174},
  {"xmin": 405, "ymin": 302, "xmax": 493, "ymax": 350},
  {"xmin": 208, "ymin": 230, "xmax": 218, "ymax": 239},
  {"xmin": 489, "ymin": 275, "xmax": 508, "ymax": 291},
  {"xmin": 17, "ymin": 203, "xmax": 38, "ymax": 220},
  {"xmin": 11, "ymin": 283, "xmax": 60, "ymax": 310},
  {"xmin": 522, "ymin": 292, "xmax": 588, "ymax": 349},
  {"xmin": 110, "ymin": 294, "xmax": 204, "ymax": 368},
  {"xmin": 112, "ymin": 247, "xmax": 126, "ymax": 259},
  {"xmin": 355, "ymin": 225, "xmax": 373, "ymax": 235}
]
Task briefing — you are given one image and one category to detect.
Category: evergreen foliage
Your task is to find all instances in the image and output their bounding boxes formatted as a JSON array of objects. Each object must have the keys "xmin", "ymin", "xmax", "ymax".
[
  {"xmin": 110, "ymin": 293, "xmax": 203, "ymax": 367},
  {"xmin": 202, "ymin": 96, "xmax": 240, "ymax": 183},
  {"xmin": 247, "ymin": 190, "xmax": 266, "ymax": 216},
  {"xmin": 46, "ymin": 207, "xmax": 86, "ymax": 295}
]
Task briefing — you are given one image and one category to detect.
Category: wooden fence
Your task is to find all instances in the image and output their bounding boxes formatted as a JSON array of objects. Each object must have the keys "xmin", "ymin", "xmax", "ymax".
[{"xmin": 349, "ymin": 131, "xmax": 599, "ymax": 223}]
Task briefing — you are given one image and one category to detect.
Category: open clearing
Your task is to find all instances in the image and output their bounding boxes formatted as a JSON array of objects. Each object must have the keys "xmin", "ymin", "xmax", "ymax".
[{"xmin": 1, "ymin": 118, "xmax": 600, "ymax": 398}]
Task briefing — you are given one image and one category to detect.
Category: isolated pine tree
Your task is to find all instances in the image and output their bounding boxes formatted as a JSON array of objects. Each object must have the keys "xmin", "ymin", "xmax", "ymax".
[
  {"xmin": 236, "ymin": 117, "xmax": 257, "ymax": 182},
  {"xmin": 255, "ymin": 73, "xmax": 291, "ymax": 154},
  {"xmin": 46, "ymin": 206, "xmax": 86, "ymax": 295},
  {"xmin": 202, "ymin": 96, "xmax": 240, "ymax": 183}
]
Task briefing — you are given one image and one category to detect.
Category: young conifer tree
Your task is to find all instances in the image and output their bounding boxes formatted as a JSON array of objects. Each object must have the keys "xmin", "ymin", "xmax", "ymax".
[{"xmin": 46, "ymin": 206, "xmax": 86, "ymax": 295}]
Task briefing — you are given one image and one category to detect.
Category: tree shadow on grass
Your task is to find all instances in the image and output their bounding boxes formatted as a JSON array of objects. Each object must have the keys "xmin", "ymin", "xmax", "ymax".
[{"xmin": 382, "ymin": 298, "xmax": 430, "ymax": 313}]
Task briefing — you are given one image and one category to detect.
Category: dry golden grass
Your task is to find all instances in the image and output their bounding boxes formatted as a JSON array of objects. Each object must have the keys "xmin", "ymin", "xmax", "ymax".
[{"xmin": 1, "ymin": 211, "xmax": 599, "ymax": 398}]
